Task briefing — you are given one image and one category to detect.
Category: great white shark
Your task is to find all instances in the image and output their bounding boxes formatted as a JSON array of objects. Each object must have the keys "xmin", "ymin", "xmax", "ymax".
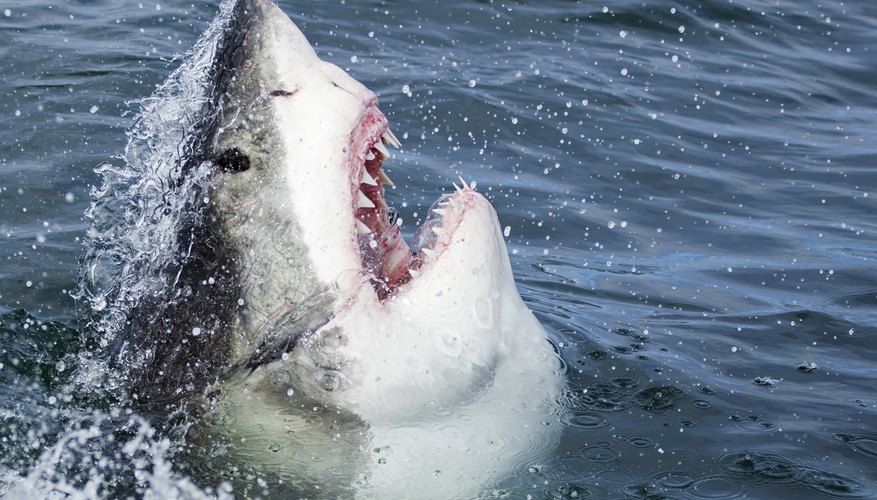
[{"xmin": 113, "ymin": 0, "xmax": 563, "ymax": 497}]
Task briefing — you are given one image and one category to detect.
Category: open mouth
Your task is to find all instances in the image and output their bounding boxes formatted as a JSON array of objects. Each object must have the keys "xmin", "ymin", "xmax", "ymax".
[{"xmin": 350, "ymin": 106, "xmax": 439, "ymax": 300}]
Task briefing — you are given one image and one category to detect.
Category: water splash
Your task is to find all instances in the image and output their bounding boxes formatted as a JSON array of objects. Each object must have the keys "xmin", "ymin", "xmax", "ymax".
[
  {"xmin": 2, "ymin": 2, "xmax": 242, "ymax": 498},
  {"xmin": 73, "ymin": 0, "xmax": 237, "ymax": 395}
]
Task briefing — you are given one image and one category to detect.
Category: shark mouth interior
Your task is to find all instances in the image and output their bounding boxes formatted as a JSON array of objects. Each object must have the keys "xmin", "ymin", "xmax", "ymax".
[
  {"xmin": 352, "ymin": 108, "xmax": 421, "ymax": 300},
  {"xmin": 350, "ymin": 105, "xmax": 472, "ymax": 301}
]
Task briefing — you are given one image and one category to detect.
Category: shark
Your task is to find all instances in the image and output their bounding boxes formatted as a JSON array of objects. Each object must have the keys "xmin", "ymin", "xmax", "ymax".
[{"xmin": 112, "ymin": 0, "xmax": 563, "ymax": 497}]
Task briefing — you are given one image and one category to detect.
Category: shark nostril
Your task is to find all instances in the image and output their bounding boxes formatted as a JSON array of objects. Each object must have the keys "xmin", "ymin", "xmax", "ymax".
[{"xmin": 214, "ymin": 147, "xmax": 251, "ymax": 173}]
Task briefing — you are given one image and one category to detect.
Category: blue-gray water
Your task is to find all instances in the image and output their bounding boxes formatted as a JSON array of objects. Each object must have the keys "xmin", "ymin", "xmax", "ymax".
[{"xmin": 1, "ymin": 0, "xmax": 876, "ymax": 498}]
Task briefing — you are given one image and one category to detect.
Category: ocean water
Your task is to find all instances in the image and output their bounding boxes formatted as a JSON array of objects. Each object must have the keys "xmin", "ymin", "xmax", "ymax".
[{"xmin": 1, "ymin": 0, "xmax": 876, "ymax": 498}]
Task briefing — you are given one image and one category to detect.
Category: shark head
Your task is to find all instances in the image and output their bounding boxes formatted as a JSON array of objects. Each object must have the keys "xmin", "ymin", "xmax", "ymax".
[{"xmin": 209, "ymin": 0, "xmax": 412, "ymax": 353}]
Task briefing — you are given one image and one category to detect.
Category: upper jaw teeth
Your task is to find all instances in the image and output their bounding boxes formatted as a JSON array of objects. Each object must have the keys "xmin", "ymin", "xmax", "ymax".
[
  {"xmin": 378, "ymin": 170, "xmax": 394, "ymax": 186},
  {"xmin": 373, "ymin": 141, "xmax": 390, "ymax": 158},
  {"xmin": 361, "ymin": 172, "xmax": 378, "ymax": 186},
  {"xmin": 357, "ymin": 190, "xmax": 376, "ymax": 209},
  {"xmin": 382, "ymin": 129, "xmax": 402, "ymax": 149},
  {"xmin": 355, "ymin": 219, "xmax": 372, "ymax": 234}
]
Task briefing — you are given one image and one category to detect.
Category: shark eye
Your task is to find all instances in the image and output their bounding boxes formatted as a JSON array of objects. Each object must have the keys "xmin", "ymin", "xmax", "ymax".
[{"xmin": 215, "ymin": 147, "xmax": 250, "ymax": 173}]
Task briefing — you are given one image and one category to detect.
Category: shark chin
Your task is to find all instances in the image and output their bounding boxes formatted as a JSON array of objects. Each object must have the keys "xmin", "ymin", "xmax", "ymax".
[{"xmin": 111, "ymin": 0, "xmax": 563, "ymax": 497}]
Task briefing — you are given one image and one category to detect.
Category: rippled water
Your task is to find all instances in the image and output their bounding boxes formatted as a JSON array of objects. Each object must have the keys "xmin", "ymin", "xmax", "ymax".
[{"xmin": 1, "ymin": 0, "xmax": 875, "ymax": 498}]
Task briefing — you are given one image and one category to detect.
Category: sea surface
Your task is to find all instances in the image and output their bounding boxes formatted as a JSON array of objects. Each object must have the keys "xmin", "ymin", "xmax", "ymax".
[{"xmin": 1, "ymin": 0, "xmax": 876, "ymax": 498}]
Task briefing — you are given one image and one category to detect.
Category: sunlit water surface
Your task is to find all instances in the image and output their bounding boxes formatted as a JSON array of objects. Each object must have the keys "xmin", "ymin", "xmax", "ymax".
[{"xmin": 1, "ymin": 0, "xmax": 875, "ymax": 498}]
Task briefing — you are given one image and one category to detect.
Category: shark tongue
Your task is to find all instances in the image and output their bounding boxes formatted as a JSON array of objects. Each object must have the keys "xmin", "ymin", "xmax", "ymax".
[{"xmin": 357, "ymin": 219, "xmax": 413, "ymax": 299}]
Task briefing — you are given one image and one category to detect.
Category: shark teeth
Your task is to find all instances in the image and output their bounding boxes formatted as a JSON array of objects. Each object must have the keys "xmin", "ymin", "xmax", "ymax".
[
  {"xmin": 382, "ymin": 129, "xmax": 402, "ymax": 149},
  {"xmin": 451, "ymin": 176, "xmax": 477, "ymax": 193},
  {"xmin": 356, "ymin": 190, "xmax": 376, "ymax": 209},
  {"xmin": 365, "ymin": 151, "xmax": 376, "ymax": 161},
  {"xmin": 355, "ymin": 218, "xmax": 372, "ymax": 234},
  {"xmin": 373, "ymin": 141, "xmax": 390, "ymax": 159},
  {"xmin": 361, "ymin": 172, "xmax": 378, "ymax": 186},
  {"xmin": 378, "ymin": 169, "xmax": 394, "ymax": 187}
]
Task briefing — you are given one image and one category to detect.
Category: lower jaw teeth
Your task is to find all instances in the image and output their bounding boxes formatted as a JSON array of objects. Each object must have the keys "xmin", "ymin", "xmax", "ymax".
[
  {"xmin": 410, "ymin": 194, "xmax": 453, "ymax": 253},
  {"xmin": 355, "ymin": 219, "xmax": 371, "ymax": 234}
]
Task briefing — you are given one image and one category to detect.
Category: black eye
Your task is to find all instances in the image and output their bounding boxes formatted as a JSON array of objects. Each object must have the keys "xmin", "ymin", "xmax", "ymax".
[{"xmin": 214, "ymin": 147, "xmax": 250, "ymax": 173}]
